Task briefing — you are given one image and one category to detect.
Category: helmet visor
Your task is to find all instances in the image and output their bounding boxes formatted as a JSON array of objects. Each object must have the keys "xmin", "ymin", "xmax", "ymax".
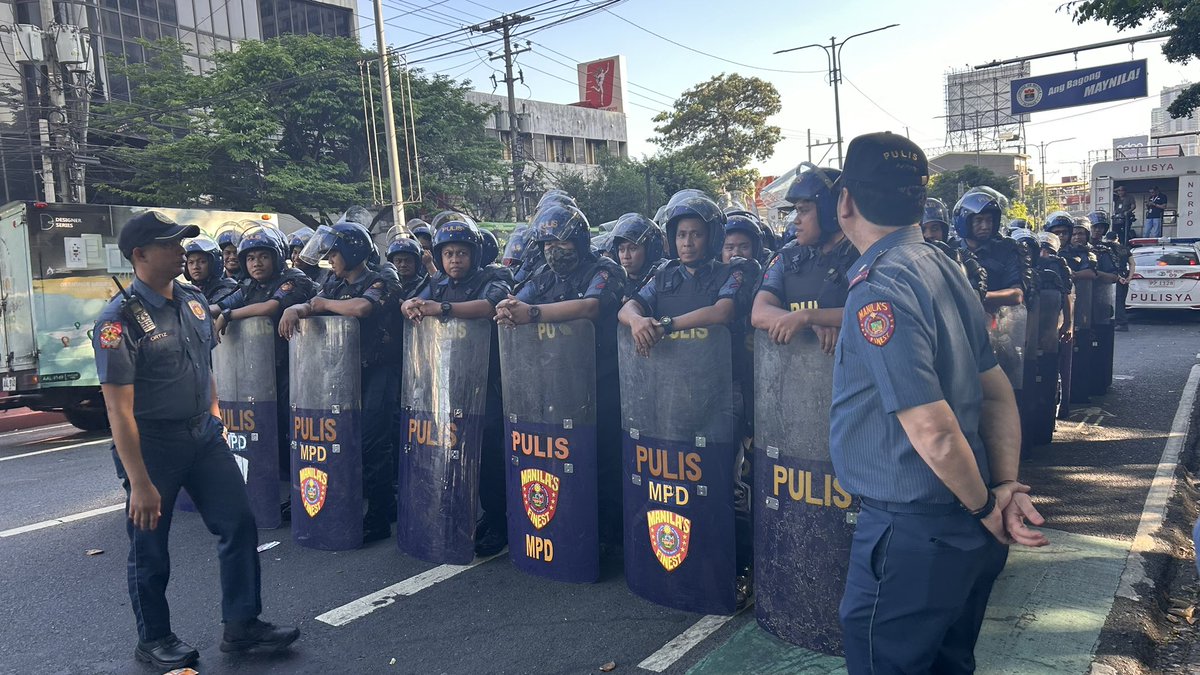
[{"xmin": 299, "ymin": 225, "xmax": 338, "ymax": 266}]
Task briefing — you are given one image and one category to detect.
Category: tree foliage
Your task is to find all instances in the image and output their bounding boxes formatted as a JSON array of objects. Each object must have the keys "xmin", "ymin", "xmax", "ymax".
[
  {"xmin": 927, "ymin": 165, "xmax": 1015, "ymax": 207},
  {"xmin": 1067, "ymin": 0, "xmax": 1200, "ymax": 118},
  {"xmin": 651, "ymin": 73, "xmax": 781, "ymax": 191},
  {"xmin": 552, "ymin": 152, "xmax": 719, "ymax": 226},
  {"xmin": 88, "ymin": 35, "xmax": 504, "ymax": 224}
]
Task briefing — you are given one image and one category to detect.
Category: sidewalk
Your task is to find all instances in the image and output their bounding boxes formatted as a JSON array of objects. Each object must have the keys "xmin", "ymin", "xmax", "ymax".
[{"xmin": 0, "ymin": 407, "xmax": 64, "ymax": 433}]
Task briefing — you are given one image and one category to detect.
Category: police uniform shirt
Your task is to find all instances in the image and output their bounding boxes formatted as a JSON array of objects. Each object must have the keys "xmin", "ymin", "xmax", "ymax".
[
  {"xmin": 961, "ymin": 237, "xmax": 1023, "ymax": 292},
  {"xmin": 418, "ymin": 268, "xmax": 511, "ymax": 305},
  {"xmin": 1060, "ymin": 245, "xmax": 1098, "ymax": 273},
  {"xmin": 634, "ymin": 259, "xmax": 745, "ymax": 318},
  {"xmin": 320, "ymin": 268, "xmax": 392, "ymax": 360},
  {"xmin": 198, "ymin": 274, "xmax": 237, "ymax": 303},
  {"xmin": 831, "ymin": 226, "xmax": 998, "ymax": 503},
  {"xmin": 218, "ymin": 267, "xmax": 315, "ymax": 312},
  {"xmin": 758, "ymin": 239, "xmax": 856, "ymax": 311},
  {"xmin": 1037, "ymin": 255, "xmax": 1073, "ymax": 294},
  {"xmin": 515, "ymin": 258, "xmax": 622, "ymax": 312},
  {"xmin": 1092, "ymin": 243, "xmax": 1120, "ymax": 275},
  {"xmin": 93, "ymin": 278, "xmax": 215, "ymax": 421}
]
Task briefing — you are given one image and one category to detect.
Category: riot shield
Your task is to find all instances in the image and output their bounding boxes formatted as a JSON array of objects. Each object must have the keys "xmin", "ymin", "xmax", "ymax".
[
  {"xmin": 618, "ymin": 325, "xmax": 740, "ymax": 616},
  {"xmin": 1030, "ymin": 289, "xmax": 1064, "ymax": 446},
  {"xmin": 753, "ymin": 330, "xmax": 853, "ymax": 654},
  {"xmin": 1073, "ymin": 278, "xmax": 1093, "ymax": 332},
  {"xmin": 1037, "ymin": 290, "xmax": 1063, "ymax": 356},
  {"xmin": 213, "ymin": 317, "xmax": 280, "ymax": 529},
  {"xmin": 988, "ymin": 304, "xmax": 1027, "ymax": 390},
  {"xmin": 398, "ymin": 318, "xmax": 491, "ymax": 565},
  {"xmin": 289, "ymin": 316, "xmax": 362, "ymax": 551},
  {"xmin": 1070, "ymin": 278, "xmax": 1094, "ymax": 404},
  {"xmin": 1092, "ymin": 281, "xmax": 1117, "ymax": 394},
  {"xmin": 499, "ymin": 320, "xmax": 598, "ymax": 583}
]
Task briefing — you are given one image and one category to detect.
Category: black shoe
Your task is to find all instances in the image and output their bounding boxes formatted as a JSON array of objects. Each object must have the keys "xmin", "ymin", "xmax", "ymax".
[
  {"xmin": 363, "ymin": 520, "xmax": 391, "ymax": 543},
  {"xmin": 474, "ymin": 519, "xmax": 508, "ymax": 557},
  {"xmin": 1114, "ymin": 323, "xmax": 1129, "ymax": 332},
  {"xmin": 134, "ymin": 633, "xmax": 199, "ymax": 669},
  {"xmin": 280, "ymin": 500, "xmax": 291, "ymax": 523},
  {"xmin": 220, "ymin": 619, "xmax": 300, "ymax": 653},
  {"xmin": 735, "ymin": 568, "xmax": 754, "ymax": 611}
]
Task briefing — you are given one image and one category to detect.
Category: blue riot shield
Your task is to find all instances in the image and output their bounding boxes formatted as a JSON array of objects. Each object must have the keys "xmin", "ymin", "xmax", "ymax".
[
  {"xmin": 1091, "ymin": 281, "xmax": 1116, "ymax": 395},
  {"xmin": 398, "ymin": 318, "xmax": 491, "ymax": 565},
  {"xmin": 753, "ymin": 330, "xmax": 854, "ymax": 653},
  {"xmin": 618, "ymin": 325, "xmax": 740, "ymax": 615},
  {"xmin": 214, "ymin": 317, "xmax": 280, "ymax": 529},
  {"xmin": 289, "ymin": 316, "xmax": 362, "ymax": 551},
  {"xmin": 1070, "ymin": 278, "xmax": 1093, "ymax": 404},
  {"xmin": 499, "ymin": 320, "xmax": 598, "ymax": 583}
]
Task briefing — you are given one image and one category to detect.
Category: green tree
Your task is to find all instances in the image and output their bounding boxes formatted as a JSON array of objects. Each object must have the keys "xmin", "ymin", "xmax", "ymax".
[
  {"xmin": 652, "ymin": 73, "xmax": 781, "ymax": 190},
  {"xmin": 1067, "ymin": 1, "xmax": 1200, "ymax": 119},
  {"xmin": 927, "ymin": 165, "xmax": 1015, "ymax": 207},
  {"xmin": 89, "ymin": 35, "xmax": 504, "ymax": 223},
  {"xmin": 553, "ymin": 152, "xmax": 721, "ymax": 226}
]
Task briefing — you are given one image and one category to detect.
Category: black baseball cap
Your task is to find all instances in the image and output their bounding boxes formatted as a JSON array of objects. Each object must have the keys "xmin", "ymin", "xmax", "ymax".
[
  {"xmin": 118, "ymin": 211, "xmax": 200, "ymax": 260},
  {"xmin": 838, "ymin": 132, "xmax": 929, "ymax": 189}
]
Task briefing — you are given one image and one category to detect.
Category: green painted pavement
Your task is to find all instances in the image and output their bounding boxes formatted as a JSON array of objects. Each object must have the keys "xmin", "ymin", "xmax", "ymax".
[{"xmin": 688, "ymin": 528, "xmax": 1128, "ymax": 675}]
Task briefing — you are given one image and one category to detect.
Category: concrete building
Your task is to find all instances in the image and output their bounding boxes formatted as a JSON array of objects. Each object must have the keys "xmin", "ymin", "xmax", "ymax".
[
  {"xmin": 465, "ymin": 91, "xmax": 628, "ymax": 184},
  {"xmin": 927, "ymin": 151, "xmax": 1030, "ymax": 185},
  {"xmin": 1150, "ymin": 83, "xmax": 1199, "ymax": 157}
]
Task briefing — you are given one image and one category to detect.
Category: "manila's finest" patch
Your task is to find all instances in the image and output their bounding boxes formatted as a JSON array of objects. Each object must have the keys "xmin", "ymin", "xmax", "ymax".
[{"xmin": 857, "ymin": 301, "xmax": 895, "ymax": 347}]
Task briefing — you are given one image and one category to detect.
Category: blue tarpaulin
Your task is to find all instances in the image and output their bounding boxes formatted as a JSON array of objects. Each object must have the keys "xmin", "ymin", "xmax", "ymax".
[{"xmin": 1010, "ymin": 59, "xmax": 1147, "ymax": 115}]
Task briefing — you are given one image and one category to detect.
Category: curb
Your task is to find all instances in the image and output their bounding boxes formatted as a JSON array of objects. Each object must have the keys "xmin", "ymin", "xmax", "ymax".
[{"xmin": 0, "ymin": 408, "xmax": 67, "ymax": 433}]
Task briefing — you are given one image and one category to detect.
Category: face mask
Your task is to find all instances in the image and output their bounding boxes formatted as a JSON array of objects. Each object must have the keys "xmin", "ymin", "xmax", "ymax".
[{"xmin": 545, "ymin": 246, "xmax": 579, "ymax": 275}]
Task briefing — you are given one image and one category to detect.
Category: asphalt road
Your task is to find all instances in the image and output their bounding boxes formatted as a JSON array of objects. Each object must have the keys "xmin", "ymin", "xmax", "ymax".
[{"xmin": 1, "ymin": 309, "xmax": 1197, "ymax": 675}]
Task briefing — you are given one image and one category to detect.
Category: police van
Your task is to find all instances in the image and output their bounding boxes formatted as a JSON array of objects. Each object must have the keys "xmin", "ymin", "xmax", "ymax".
[
  {"xmin": 1089, "ymin": 152, "xmax": 1199, "ymax": 240},
  {"xmin": 0, "ymin": 201, "xmax": 280, "ymax": 430},
  {"xmin": 1125, "ymin": 237, "xmax": 1200, "ymax": 311}
]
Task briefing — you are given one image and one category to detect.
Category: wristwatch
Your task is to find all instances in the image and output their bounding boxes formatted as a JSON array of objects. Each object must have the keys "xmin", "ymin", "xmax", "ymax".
[
  {"xmin": 528, "ymin": 305, "xmax": 542, "ymax": 322},
  {"xmin": 657, "ymin": 316, "xmax": 674, "ymax": 331},
  {"xmin": 968, "ymin": 491, "xmax": 997, "ymax": 520},
  {"xmin": 440, "ymin": 301, "xmax": 453, "ymax": 319},
  {"xmin": 221, "ymin": 308, "xmax": 232, "ymax": 323}
]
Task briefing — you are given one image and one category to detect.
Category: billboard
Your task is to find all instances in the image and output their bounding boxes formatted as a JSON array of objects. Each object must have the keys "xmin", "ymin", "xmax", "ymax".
[
  {"xmin": 1113, "ymin": 135, "xmax": 1150, "ymax": 160},
  {"xmin": 576, "ymin": 55, "xmax": 626, "ymax": 113},
  {"xmin": 945, "ymin": 63, "xmax": 1031, "ymax": 133},
  {"xmin": 1011, "ymin": 60, "xmax": 1147, "ymax": 115}
]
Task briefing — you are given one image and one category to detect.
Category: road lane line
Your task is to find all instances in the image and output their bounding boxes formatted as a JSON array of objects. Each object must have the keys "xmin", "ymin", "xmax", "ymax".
[
  {"xmin": 0, "ymin": 422, "xmax": 73, "ymax": 438},
  {"xmin": 0, "ymin": 503, "xmax": 124, "ymax": 538},
  {"xmin": 1116, "ymin": 363, "xmax": 1200, "ymax": 602},
  {"xmin": 0, "ymin": 438, "xmax": 110, "ymax": 462},
  {"xmin": 637, "ymin": 603, "xmax": 752, "ymax": 673},
  {"xmin": 315, "ymin": 552, "xmax": 505, "ymax": 627}
]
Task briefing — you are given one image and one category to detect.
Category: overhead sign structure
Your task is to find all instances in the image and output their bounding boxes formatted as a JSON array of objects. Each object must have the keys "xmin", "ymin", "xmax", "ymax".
[{"xmin": 1011, "ymin": 60, "xmax": 1147, "ymax": 115}]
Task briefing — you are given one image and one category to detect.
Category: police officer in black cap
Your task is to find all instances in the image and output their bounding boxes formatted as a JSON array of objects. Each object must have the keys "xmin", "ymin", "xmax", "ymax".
[
  {"xmin": 829, "ymin": 132, "xmax": 1047, "ymax": 674},
  {"xmin": 94, "ymin": 212, "xmax": 298, "ymax": 671}
]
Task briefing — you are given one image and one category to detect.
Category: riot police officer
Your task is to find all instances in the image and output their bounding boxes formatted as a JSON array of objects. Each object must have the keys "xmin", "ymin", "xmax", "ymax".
[
  {"xmin": 1046, "ymin": 212, "xmax": 1096, "ymax": 414},
  {"xmin": 722, "ymin": 213, "xmax": 766, "ymax": 266},
  {"xmin": 953, "ymin": 187, "xmax": 1026, "ymax": 312},
  {"xmin": 183, "ymin": 235, "xmax": 237, "ymax": 302},
  {"xmin": 922, "ymin": 198, "xmax": 988, "ymax": 304},
  {"xmin": 95, "ymin": 212, "xmax": 298, "ymax": 671},
  {"xmin": 495, "ymin": 203, "xmax": 627, "ymax": 549},
  {"xmin": 213, "ymin": 226, "xmax": 318, "ymax": 491},
  {"xmin": 1037, "ymin": 231, "xmax": 1074, "ymax": 341},
  {"xmin": 829, "ymin": 132, "xmax": 1046, "ymax": 674},
  {"xmin": 288, "ymin": 227, "xmax": 332, "ymax": 287},
  {"xmin": 401, "ymin": 214, "xmax": 511, "ymax": 555},
  {"xmin": 287, "ymin": 226, "xmax": 314, "ymax": 267},
  {"xmin": 751, "ymin": 164, "xmax": 855, "ymax": 354},
  {"xmin": 215, "ymin": 223, "xmax": 243, "ymax": 280},
  {"xmin": 386, "ymin": 235, "xmax": 429, "ymax": 301},
  {"xmin": 608, "ymin": 213, "xmax": 667, "ymax": 302},
  {"xmin": 1105, "ymin": 230, "xmax": 1133, "ymax": 331},
  {"xmin": 279, "ymin": 221, "xmax": 399, "ymax": 542}
]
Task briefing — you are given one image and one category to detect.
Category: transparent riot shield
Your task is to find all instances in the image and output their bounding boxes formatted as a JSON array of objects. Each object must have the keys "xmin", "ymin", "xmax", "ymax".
[
  {"xmin": 1031, "ymin": 289, "xmax": 1064, "ymax": 446},
  {"xmin": 289, "ymin": 316, "xmax": 362, "ymax": 551},
  {"xmin": 753, "ymin": 330, "xmax": 854, "ymax": 654},
  {"xmin": 1070, "ymin": 278, "xmax": 1095, "ymax": 404},
  {"xmin": 1037, "ymin": 289, "xmax": 1063, "ymax": 356},
  {"xmin": 499, "ymin": 320, "xmax": 598, "ymax": 583},
  {"xmin": 1073, "ymin": 278, "xmax": 1093, "ymax": 332},
  {"xmin": 1093, "ymin": 281, "xmax": 1115, "ymax": 326},
  {"xmin": 398, "ymin": 318, "xmax": 491, "ymax": 565},
  {"xmin": 618, "ymin": 325, "xmax": 740, "ymax": 616},
  {"xmin": 988, "ymin": 304, "xmax": 1027, "ymax": 389},
  {"xmin": 213, "ymin": 317, "xmax": 280, "ymax": 529},
  {"xmin": 1092, "ymin": 281, "xmax": 1117, "ymax": 394}
]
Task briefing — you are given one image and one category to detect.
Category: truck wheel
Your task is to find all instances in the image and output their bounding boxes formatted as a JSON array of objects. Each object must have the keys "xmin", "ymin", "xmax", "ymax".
[{"xmin": 62, "ymin": 405, "xmax": 111, "ymax": 432}]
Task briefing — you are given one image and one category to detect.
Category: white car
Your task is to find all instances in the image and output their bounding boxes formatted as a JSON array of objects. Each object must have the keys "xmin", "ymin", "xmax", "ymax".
[{"xmin": 1126, "ymin": 238, "xmax": 1200, "ymax": 310}]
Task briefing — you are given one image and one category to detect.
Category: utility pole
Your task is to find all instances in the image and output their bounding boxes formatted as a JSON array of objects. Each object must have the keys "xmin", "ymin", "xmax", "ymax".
[
  {"xmin": 471, "ymin": 13, "xmax": 532, "ymax": 220},
  {"xmin": 1038, "ymin": 137, "xmax": 1075, "ymax": 222},
  {"xmin": 372, "ymin": 0, "xmax": 406, "ymax": 229},
  {"xmin": 806, "ymin": 129, "xmax": 837, "ymax": 166},
  {"xmin": 775, "ymin": 24, "xmax": 899, "ymax": 169}
]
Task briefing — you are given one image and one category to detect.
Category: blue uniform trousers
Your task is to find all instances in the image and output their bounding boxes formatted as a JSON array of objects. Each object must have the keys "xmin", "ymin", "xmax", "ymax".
[
  {"xmin": 113, "ymin": 414, "xmax": 262, "ymax": 642},
  {"xmin": 839, "ymin": 501, "xmax": 1008, "ymax": 675},
  {"xmin": 362, "ymin": 365, "xmax": 399, "ymax": 527}
]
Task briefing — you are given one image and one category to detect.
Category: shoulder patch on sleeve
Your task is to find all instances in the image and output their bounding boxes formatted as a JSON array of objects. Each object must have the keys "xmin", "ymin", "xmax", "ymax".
[
  {"xmin": 99, "ymin": 321, "xmax": 123, "ymax": 349},
  {"xmin": 857, "ymin": 301, "xmax": 895, "ymax": 347},
  {"xmin": 279, "ymin": 281, "xmax": 295, "ymax": 293},
  {"xmin": 371, "ymin": 280, "xmax": 385, "ymax": 289}
]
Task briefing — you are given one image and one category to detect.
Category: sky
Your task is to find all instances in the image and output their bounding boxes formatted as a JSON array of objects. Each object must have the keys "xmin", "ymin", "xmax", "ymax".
[{"xmin": 352, "ymin": 0, "xmax": 1200, "ymax": 184}]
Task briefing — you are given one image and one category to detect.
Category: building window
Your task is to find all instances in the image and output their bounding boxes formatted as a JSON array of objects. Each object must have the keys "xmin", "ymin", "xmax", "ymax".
[
  {"xmin": 548, "ymin": 136, "xmax": 574, "ymax": 164},
  {"xmin": 259, "ymin": 0, "xmax": 352, "ymax": 38},
  {"xmin": 585, "ymin": 139, "xmax": 607, "ymax": 165}
]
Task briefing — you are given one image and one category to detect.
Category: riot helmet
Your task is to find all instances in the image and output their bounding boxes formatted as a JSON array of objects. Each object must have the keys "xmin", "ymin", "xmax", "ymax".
[
  {"xmin": 785, "ymin": 164, "xmax": 842, "ymax": 235},
  {"xmin": 921, "ymin": 198, "xmax": 951, "ymax": 243},
  {"xmin": 1086, "ymin": 210, "xmax": 1111, "ymax": 232},
  {"xmin": 758, "ymin": 220, "xmax": 779, "ymax": 253},
  {"xmin": 610, "ymin": 212, "xmax": 665, "ymax": 279},
  {"xmin": 339, "ymin": 205, "xmax": 374, "ymax": 229},
  {"xmin": 502, "ymin": 226, "xmax": 531, "ymax": 267},
  {"xmin": 952, "ymin": 187, "xmax": 1008, "ymax": 240},
  {"xmin": 1008, "ymin": 218, "xmax": 1030, "ymax": 231},
  {"xmin": 409, "ymin": 218, "xmax": 433, "ymax": 250},
  {"xmin": 237, "ymin": 226, "xmax": 286, "ymax": 282},
  {"xmin": 1009, "ymin": 227, "xmax": 1036, "ymax": 245},
  {"xmin": 653, "ymin": 204, "xmax": 670, "ymax": 226},
  {"xmin": 215, "ymin": 222, "xmax": 242, "ymax": 252},
  {"xmin": 299, "ymin": 220, "xmax": 373, "ymax": 273},
  {"xmin": 664, "ymin": 194, "xmax": 726, "ymax": 262},
  {"xmin": 722, "ymin": 214, "xmax": 763, "ymax": 262},
  {"xmin": 536, "ymin": 190, "xmax": 577, "ymax": 211},
  {"xmin": 531, "ymin": 204, "xmax": 593, "ymax": 276},
  {"xmin": 1045, "ymin": 210, "xmax": 1075, "ymax": 237},
  {"xmin": 431, "ymin": 213, "xmax": 482, "ymax": 277},
  {"xmin": 480, "ymin": 229, "xmax": 500, "ymax": 267},
  {"xmin": 665, "ymin": 188, "xmax": 713, "ymax": 210},
  {"xmin": 183, "ymin": 235, "xmax": 221, "ymax": 284},
  {"xmin": 288, "ymin": 226, "xmax": 315, "ymax": 257},
  {"xmin": 1037, "ymin": 231, "xmax": 1061, "ymax": 254},
  {"xmin": 1071, "ymin": 217, "xmax": 1092, "ymax": 246}
]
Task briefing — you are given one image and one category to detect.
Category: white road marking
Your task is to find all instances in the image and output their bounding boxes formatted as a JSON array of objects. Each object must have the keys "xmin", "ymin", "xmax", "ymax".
[
  {"xmin": 637, "ymin": 603, "xmax": 752, "ymax": 673},
  {"xmin": 315, "ymin": 552, "xmax": 505, "ymax": 627},
  {"xmin": 0, "ymin": 422, "xmax": 73, "ymax": 438},
  {"xmin": 0, "ymin": 503, "xmax": 124, "ymax": 538},
  {"xmin": 1116, "ymin": 364, "xmax": 1200, "ymax": 601},
  {"xmin": 0, "ymin": 438, "xmax": 110, "ymax": 462}
]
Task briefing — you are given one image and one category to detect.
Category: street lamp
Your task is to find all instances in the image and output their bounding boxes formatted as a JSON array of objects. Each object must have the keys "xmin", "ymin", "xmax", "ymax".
[
  {"xmin": 774, "ymin": 24, "xmax": 899, "ymax": 169},
  {"xmin": 1038, "ymin": 137, "xmax": 1075, "ymax": 222}
]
